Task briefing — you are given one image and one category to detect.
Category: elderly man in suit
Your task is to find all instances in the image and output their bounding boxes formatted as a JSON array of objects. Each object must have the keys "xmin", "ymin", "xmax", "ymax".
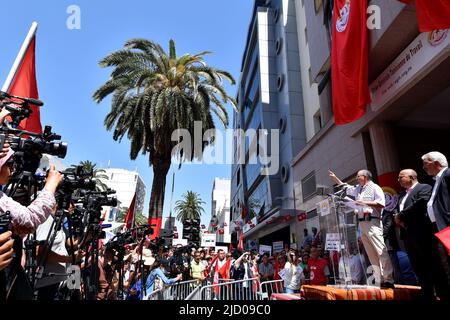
[
  {"xmin": 422, "ymin": 152, "xmax": 450, "ymax": 231},
  {"xmin": 395, "ymin": 169, "xmax": 450, "ymax": 300},
  {"xmin": 422, "ymin": 151, "xmax": 450, "ymax": 286}
]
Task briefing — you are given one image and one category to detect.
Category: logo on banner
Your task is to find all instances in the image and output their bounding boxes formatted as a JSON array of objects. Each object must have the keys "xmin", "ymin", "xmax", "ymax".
[
  {"xmin": 428, "ymin": 29, "xmax": 449, "ymax": 47},
  {"xmin": 382, "ymin": 186, "xmax": 399, "ymax": 212},
  {"xmin": 336, "ymin": 0, "xmax": 351, "ymax": 33}
]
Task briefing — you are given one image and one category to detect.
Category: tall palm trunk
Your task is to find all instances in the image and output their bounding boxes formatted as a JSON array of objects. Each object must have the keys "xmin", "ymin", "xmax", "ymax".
[{"xmin": 148, "ymin": 156, "xmax": 171, "ymax": 238}]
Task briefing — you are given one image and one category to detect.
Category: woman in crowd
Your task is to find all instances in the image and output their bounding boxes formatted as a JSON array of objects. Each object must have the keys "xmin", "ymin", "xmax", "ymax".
[{"xmin": 283, "ymin": 249, "xmax": 304, "ymax": 294}]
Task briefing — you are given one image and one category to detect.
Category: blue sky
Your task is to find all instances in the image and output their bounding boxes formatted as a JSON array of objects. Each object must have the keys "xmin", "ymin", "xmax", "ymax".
[{"xmin": 0, "ymin": 0, "xmax": 254, "ymax": 230}]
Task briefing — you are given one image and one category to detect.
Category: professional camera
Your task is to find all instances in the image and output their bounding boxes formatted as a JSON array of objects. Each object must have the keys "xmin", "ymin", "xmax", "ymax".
[
  {"xmin": 0, "ymin": 211, "xmax": 11, "ymax": 234},
  {"xmin": 106, "ymin": 231, "xmax": 135, "ymax": 252},
  {"xmin": 9, "ymin": 125, "xmax": 67, "ymax": 158},
  {"xmin": 7, "ymin": 126, "xmax": 67, "ymax": 176},
  {"xmin": 59, "ymin": 166, "xmax": 97, "ymax": 193}
]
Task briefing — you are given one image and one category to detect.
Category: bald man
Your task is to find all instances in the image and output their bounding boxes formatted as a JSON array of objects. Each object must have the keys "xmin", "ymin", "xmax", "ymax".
[{"xmin": 395, "ymin": 169, "xmax": 450, "ymax": 300}]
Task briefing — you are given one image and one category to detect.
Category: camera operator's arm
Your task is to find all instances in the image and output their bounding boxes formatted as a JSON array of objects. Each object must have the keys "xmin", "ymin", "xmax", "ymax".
[
  {"xmin": 0, "ymin": 108, "xmax": 11, "ymax": 124},
  {"xmin": 154, "ymin": 268, "xmax": 182, "ymax": 285},
  {"xmin": 0, "ymin": 143, "xmax": 11, "ymax": 160},
  {"xmin": 0, "ymin": 231, "xmax": 14, "ymax": 271},
  {"xmin": 36, "ymin": 245, "xmax": 73, "ymax": 264},
  {"xmin": 1, "ymin": 165, "xmax": 63, "ymax": 235}
]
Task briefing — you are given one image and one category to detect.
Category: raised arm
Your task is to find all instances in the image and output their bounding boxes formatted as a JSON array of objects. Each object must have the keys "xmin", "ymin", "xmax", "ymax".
[{"xmin": 328, "ymin": 170, "xmax": 344, "ymax": 186}]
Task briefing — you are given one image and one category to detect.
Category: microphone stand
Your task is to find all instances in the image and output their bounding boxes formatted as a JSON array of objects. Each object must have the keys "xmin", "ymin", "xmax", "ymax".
[{"xmin": 138, "ymin": 236, "xmax": 146, "ymax": 300}]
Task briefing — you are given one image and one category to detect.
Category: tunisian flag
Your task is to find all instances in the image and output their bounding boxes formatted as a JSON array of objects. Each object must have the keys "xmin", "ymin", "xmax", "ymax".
[
  {"xmin": 332, "ymin": 0, "xmax": 371, "ymax": 125},
  {"xmin": 5, "ymin": 32, "xmax": 43, "ymax": 134},
  {"xmin": 125, "ymin": 192, "xmax": 137, "ymax": 230},
  {"xmin": 398, "ymin": 0, "xmax": 450, "ymax": 32}
]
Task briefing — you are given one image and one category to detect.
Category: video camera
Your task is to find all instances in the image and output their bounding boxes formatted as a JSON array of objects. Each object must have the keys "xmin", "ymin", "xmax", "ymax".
[
  {"xmin": 106, "ymin": 230, "xmax": 135, "ymax": 252},
  {"xmin": 59, "ymin": 166, "xmax": 97, "ymax": 193}
]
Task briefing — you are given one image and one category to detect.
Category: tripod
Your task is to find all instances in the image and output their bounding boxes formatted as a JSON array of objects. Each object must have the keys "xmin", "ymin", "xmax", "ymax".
[{"xmin": 4, "ymin": 171, "xmax": 42, "ymax": 300}]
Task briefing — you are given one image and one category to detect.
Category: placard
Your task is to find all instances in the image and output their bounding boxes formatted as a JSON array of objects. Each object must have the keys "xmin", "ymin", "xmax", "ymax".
[
  {"xmin": 201, "ymin": 233, "xmax": 216, "ymax": 247},
  {"xmin": 325, "ymin": 233, "xmax": 340, "ymax": 251},
  {"xmin": 259, "ymin": 245, "xmax": 272, "ymax": 256},
  {"xmin": 272, "ymin": 241, "xmax": 284, "ymax": 253},
  {"xmin": 318, "ymin": 199, "xmax": 331, "ymax": 216}
]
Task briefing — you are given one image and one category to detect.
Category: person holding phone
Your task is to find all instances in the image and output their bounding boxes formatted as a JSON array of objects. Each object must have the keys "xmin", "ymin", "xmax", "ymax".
[{"xmin": 283, "ymin": 250, "xmax": 304, "ymax": 294}]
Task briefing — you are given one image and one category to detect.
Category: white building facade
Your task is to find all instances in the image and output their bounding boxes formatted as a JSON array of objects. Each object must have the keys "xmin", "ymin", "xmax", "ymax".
[
  {"xmin": 211, "ymin": 178, "xmax": 231, "ymax": 243},
  {"xmin": 100, "ymin": 168, "xmax": 146, "ymax": 222}
]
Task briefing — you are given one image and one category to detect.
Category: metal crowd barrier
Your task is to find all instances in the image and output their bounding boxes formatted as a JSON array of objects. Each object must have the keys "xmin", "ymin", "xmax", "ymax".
[
  {"xmin": 258, "ymin": 279, "xmax": 284, "ymax": 300},
  {"xmin": 145, "ymin": 279, "xmax": 207, "ymax": 300},
  {"xmin": 189, "ymin": 278, "xmax": 261, "ymax": 301}
]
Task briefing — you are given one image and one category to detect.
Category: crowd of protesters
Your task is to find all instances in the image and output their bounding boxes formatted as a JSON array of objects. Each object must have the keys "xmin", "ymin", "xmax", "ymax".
[{"xmin": 2, "ymin": 148, "xmax": 450, "ymax": 301}]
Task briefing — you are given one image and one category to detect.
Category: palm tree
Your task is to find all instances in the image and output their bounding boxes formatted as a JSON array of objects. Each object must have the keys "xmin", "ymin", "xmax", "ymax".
[
  {"xmin": 93, "ymin": 38, "xmax": 236, "ymax": 227},
  {"xmin": 71, "ymin": 160, "xmax": 109, "ymax": 191},
  {"xmin": 174, "ymin": 191, "xmax": 205, "ymax": 223}
]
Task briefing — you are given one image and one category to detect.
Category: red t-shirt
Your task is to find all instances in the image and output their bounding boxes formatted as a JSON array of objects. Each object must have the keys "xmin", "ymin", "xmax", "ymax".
[{"xmin": 307, "ymin": 258, "xmax": 329, "ymax": 286}]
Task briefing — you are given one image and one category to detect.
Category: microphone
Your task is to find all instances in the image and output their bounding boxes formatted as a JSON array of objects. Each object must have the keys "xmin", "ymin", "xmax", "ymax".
[{"xmin": 0, "ymin": 91, "xmax": 44, "ymax": 106}]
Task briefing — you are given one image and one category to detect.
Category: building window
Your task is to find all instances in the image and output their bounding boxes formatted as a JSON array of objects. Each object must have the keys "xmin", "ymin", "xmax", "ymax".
[
  {"xmin": 313, "ymin": 110, "xmax": 322, "ymax": 134},
  {"xmin": 302, "ymin": 171, "xmax": 317, "ymax": 202},
  {"xmin": 307, "ymin": 209, "xmax": 318, "ymax": 219},
  {"xmin": 237, "ymin": 168, "xmax": 241, "ymax": 187}
]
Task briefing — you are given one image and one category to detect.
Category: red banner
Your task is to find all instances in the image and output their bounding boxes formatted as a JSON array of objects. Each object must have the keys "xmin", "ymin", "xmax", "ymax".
[
  {"xmin": 332, "ymin": 0, "xmax": 371, "ymax": 125},
  {"xmin": 148, "ymin": 216, "xmax": 162, "ymax": 240},
  {"xmin": 399, "ymin": 0, "xmax": 450, "ymax": 32}
]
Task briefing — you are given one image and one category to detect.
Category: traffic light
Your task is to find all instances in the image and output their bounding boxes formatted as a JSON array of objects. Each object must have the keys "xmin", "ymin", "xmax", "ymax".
[
  {"xmin": 183, "ymin": 219, "xmax": 193, "ymax": 240},
  {"xmin": 183, "ymin": 218, "xmax": 201, "ymax": 246}
]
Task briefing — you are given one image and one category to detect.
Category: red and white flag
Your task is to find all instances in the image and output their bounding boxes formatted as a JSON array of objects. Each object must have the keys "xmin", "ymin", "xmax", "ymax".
[
  {"xmin": 2, "ymin": 22, "xmax": 42, "ymax": 134},
  {"xmin": 398, "ymin": 0, "xmax": 450, "ymax": 32},
  {"xmin": 332, "ymin": 0, "xmax": 371, "ymax": 125}
]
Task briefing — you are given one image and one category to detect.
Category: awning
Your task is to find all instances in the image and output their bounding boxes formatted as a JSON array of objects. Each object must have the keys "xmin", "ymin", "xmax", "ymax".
[{"xmin": 243, "ymin": 209, "xmax": 305, "ymax": 238}]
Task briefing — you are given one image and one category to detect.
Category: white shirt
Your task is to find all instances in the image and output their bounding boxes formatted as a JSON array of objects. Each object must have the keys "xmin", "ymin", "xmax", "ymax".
[
  {"xmin": 427, "ymin": 168, "xmax": 448, "ymax": 223},
  {"xmin": 35, "ymin": 216, "xmax": 69, "ymax": 288},
  {"xmin": 400, "ymin": 182, "xmax": 419, "ymax": 212},
  {"xmin": 345, "ymin": 181, "xmax": 386, "ymax": 218},
  {"xmin": 283, "ymin": 262, "xmax": 304, "ymax": 290}
]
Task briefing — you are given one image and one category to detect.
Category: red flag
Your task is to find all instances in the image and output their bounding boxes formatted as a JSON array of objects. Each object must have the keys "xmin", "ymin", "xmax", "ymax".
[
  {"xmin": 238, "ymin": 232, "xmax": 244, "ymax": 251},
  {"xmin": 125, "ymin": 192, "xmax": 137, "ymax": 230},
  {"xmin": 332, "ymin": 0, "xmax": 371, "ymax": 125},
  {"xmin": 241, "ymin": 202, "xmax": 246, "ymax": 220},
  {"xmin": 7, "ymin": 36, "xmax": 42, "ymax": 134},
  {"xmin": 398, "ymin": 0, "xmax": 450, "ymax": 32},
  {"xmin": 229, "ymin": 242, "xmax": 234, "ymax": 252},
  {"xmin": 435, "ymin": 226, "xmax": 450, "ymax": 255}
]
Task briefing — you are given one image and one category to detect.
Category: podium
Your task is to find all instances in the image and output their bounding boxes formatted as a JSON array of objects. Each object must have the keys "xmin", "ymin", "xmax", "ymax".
[{"xmin": 316, "ymin": 193, "xmax": 367, "ymax": 287}]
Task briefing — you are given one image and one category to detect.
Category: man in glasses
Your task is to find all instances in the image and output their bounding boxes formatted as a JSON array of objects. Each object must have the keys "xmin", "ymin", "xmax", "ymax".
[{"xmin": 328, "ymin": 169, "xmax": 394, "ymax": 288}]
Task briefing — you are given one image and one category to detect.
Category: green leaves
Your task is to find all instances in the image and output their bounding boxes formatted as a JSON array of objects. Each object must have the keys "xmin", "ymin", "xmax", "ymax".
[
  {"xmin": 175, "ymin": 191, "xmax": 205, "ymax": 223},
  {"xmin": 94, "ymin": 38, "xmax": 236, "ymax": 165}
]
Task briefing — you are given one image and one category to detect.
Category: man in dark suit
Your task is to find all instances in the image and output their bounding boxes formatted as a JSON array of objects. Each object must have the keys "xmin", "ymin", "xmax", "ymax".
[
  {"xmin": 422, "ymin": 151, "xmax": 450, "ymax": 288},
  {"xmin": 395, "ymin": 169, "xmax": 450, "ymax": 300},
  {"xmin": 422, "ymin": 152, "xmax": 450, "ymax": 231}
]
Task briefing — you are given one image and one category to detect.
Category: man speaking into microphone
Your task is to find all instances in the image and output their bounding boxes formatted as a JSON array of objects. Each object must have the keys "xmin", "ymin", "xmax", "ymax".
[{"xmin": 328, "ymin": 169, "xmax": 395, "ymax": 288}]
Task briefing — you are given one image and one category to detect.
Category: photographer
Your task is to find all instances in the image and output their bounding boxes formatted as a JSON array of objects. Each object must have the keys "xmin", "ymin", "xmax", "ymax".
[
  {"xmin": 0, "ymin": 146, "xmax": 63, "ymax": 235},
  {"xmin": 143, "ymin": 257, "xmax": 182, "ymax": 299},
  {"xmin": 34, "ymin": 205, "xmax": 76, "ymax": 300}
]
